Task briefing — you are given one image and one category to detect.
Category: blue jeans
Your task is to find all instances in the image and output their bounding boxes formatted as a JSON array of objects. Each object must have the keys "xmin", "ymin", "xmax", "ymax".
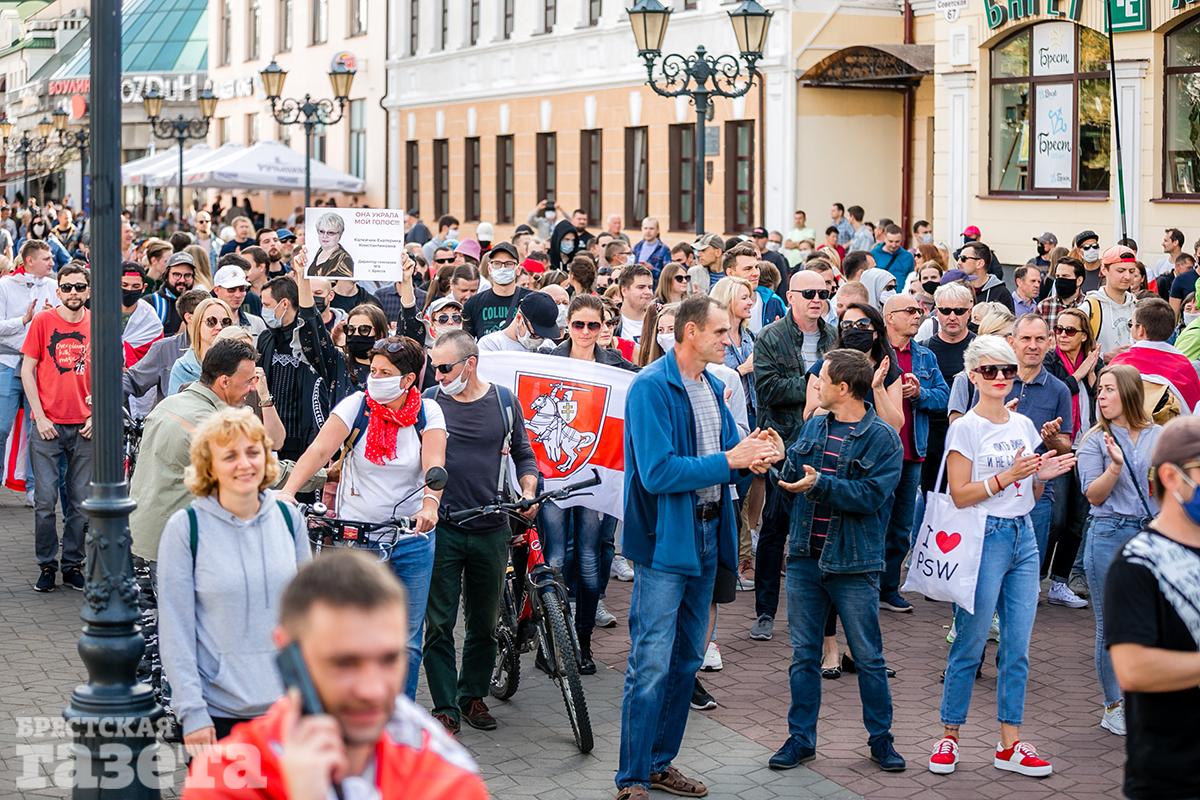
[
  {"xmin": 1083, "ymin": 514, "xmax": 1144, "ymax": 707},
  {"xmin": 540, "ymin": 501, "xmax": 616, "ymax": 638},
  {"xmin": 785, "ymin": 557, "xmax": 894, "ymax": 748},
  {"xmin": 940, "ymin": 515, "xmax": 1039, "ymax": 726},
  {"xmin": 882, "ymin": 460, "xmax": 923, "ymax": 596},
  {"xmin": 388, "ymin": 530, "xmax": 436, "ymax": 700},
  {"xmin": 1030, "ymin": 489, "xmax": 1054, "ymax": 565},
  {"xmin": 617, "ymin": 519, "xmax": 717, "ymax": 790}
]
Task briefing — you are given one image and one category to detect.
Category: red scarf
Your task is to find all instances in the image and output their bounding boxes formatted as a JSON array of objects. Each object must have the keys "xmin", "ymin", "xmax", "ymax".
[
  {"xmin": 363, "ymin": 387, "xmax": 422, "ymax": 466},
  {"xmin": 1055, "ymin": 346, "xmax": 1084, "ymax": 435}
]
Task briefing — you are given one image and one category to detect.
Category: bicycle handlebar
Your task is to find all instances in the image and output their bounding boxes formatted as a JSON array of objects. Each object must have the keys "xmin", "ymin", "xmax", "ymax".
[{"xmin": 445, "ymin": 468, "xmax": 602, "ymax": 524}]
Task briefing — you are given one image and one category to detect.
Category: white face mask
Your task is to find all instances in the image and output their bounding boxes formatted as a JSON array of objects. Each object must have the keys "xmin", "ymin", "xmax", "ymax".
[
  {"xmin": 517, "ymin": 317, "xmax": 544, "ymax": 351},
  {"xmin": 657, "ymin": 332, "xmax": 676, "ymax": 353},
  {"xmin": 446, "ymin": 227, "xmax": 459, "ymax": 241},
  {"xmin": 556, "ymin": 305, "xmax": 568, "ymax": 330},
  {"xmin": 795, "ymin": 249, "xmax": 812, "ymax": 261},
  {"xmin": 766, "ymin": 241, "xmax": 782, "ymax": 252},
  {"xmin": 490, "ymin": 266, "xmax": 516, "ymax": 285},
  {"xmin": 262, "ymin": 304, "xmax": 282, "ymax": 329},
  {"xmin": 920, "ymin": 233, "xmax": 934, "ymax": 245},
  {"xmin": 1083, "ymin": 248, "xmax": 1100, "ymax": 264},
  {"xmin": 879, "ymin": 288, "xmax": 897, "ymax": 303},
  {"xmin": 439, "ymin": 370, "xmax": 469, "ymax": 396},
  {"xmin": 1185, "ymin": 312, "xmax": 1200, "ymax": 327},
  {"xmin": 545, "ymin": 210, "xmax": 556, "ymax": 221},
  {"xmin": 367, "ymin": 375, "xmax": 406, "ymax": 404}
]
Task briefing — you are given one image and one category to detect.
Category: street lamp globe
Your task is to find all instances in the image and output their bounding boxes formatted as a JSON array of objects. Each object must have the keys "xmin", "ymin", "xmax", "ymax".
[
  {"xmin": 197, "ymin": 87, "xmax": 218, "ymax": 120},
  {"xmin": 52, "ymin": 108, "xmax": 69, "ymax": 132},
  {"xmin": 626, "ymin": 0, "xmax": 671, "ymax": 56},
  {"xmin": 259, "ymin": 61, "xmax": 288, "ymax": 100},
  {"xmin": 328, "ymin": 63, "xmax": 356, "ymax": 100},
  {"xmin": 728, "ymin": 0, "xmax": 773, "ymax": 59},
  {"xmin": 0, "ymin": 119, "xmax": 11, "ymax": 141},
  {"xmin": 36, "ymin": 117, "xmax": 52, "ymax": 140},
  {"xmin": 141, "ymin": 86, "xmax": 164, "ymax": 120}
]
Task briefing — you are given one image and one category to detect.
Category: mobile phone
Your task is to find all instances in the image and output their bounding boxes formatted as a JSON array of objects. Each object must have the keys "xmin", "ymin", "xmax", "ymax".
[{"xmin": 275, "ymin": 641, "xmax": 324, "ymax": 715}]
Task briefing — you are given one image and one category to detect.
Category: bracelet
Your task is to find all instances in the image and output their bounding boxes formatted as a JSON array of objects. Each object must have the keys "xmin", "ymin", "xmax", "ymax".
[
  {"xmin": 422, "ymin": 494, "xmax": 440, "ymax": 505},
  {"xmin": 259, "ymin": 398, "xmax": 274, "ymax": 407},
  {"xmin": 983, "ymin": 476, "xmax": 996, "ymax": 497}
]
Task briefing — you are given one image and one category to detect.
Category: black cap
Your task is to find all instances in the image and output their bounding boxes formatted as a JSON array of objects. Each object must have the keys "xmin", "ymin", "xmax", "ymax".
[
  {"xmin": 750, "ymin": 226, "xmax": 768, "ymax": 238},
  {"xmin": 513, "ymin": 224, "xmax": 534, "ymax": 237},
  {"xmin": 1073, "ymin": 229, "xmax": 1099, "ymax": 248},
  {"xmin": 488, "ymin": 241, "xmax": 519, "ymax": 261},
  {"xmin": 518, "ymin": 291, "xmax": 561, "ymax": 339}
]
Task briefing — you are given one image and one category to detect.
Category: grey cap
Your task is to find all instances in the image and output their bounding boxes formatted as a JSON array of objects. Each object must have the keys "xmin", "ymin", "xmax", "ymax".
[
  {"xmin": 694, "ymin": 232, "xmax": 724, "ymax": 251},
  {"xmin": 167, "ymin": 251, "xmax": 195, "ymax": 268}
]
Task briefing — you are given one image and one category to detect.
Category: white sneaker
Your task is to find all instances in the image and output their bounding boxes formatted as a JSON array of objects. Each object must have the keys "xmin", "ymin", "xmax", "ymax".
[
  {"xmin": 928, "ymin": 736, "xmax": 959, "ymax": 774},
  {"xmin": 24, "ymin": 489, "xmax": 34, "ymax": 508},
  {"xmin": 1047, "ymin": 580, "xmax": 1088, "ymax": 609},
  {"xmin": 1101, "ymin": 703, "xmax": 1127, "ymax": 736},
  {"xmin": 594, "ymin": 600, "xmax": 617, "ymax": 628},
  {"xmin": 702, "ymin": 641, "xmax": 723, "ymax": 672},
  {"xmin": 988, "ymin": 612, "xmax": 1000, "ymax": 643},
  {"xmin": 735, "ymin": 572, "xmax": 753, "ymax": 591},
  {"xmin": 610, "ymin": 555, "xmax": 634, "ymax": 582}
]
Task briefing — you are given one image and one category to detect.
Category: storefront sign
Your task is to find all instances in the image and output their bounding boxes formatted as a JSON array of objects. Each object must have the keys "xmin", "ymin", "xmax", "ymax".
[
  {"xmin": 1171, "ymin": 0, "xmax": 1200, "ymax": 9},
  {"xmin": 1033, "ymin": 22, "xmax": 1075, "ymax": 75},
  {"xmin": 214, "ymin": 76, "xmax": 258, "ymax": 101},
  {"xmin": 984, "ymin": 0, "xmax": 1081, "ymax": 29},
  {"xmin": 47, "ymin": 73, "xmax": 206, "ymax": 104},
  {"xmin": 1034, "ymin": 83, "xmax": 1074, "ymax": 190},
  {"xmin": 1109, "ymin": 0, "xmax": 1149, "ymax": 31}
]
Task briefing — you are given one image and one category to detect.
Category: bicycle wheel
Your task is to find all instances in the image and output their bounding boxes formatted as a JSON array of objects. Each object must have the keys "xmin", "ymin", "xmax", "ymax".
[
  {"xmin": 540, "ymin": 591, "xmax": 593, "ymax": 753},
  {"xmin": 490, "ymin": 624, "xmax": 521, "ymax": 701}
]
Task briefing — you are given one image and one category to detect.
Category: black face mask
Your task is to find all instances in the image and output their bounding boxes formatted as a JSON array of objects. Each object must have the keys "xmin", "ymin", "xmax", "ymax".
[
  {"xmin": 967, "ymin": 320, "xmax": 980, "ymax": 334},
  {"xmin": 121, "ymin": 289, "xmax": 141, "ymax": 307},
  {"xmin": 1054, "ymin": 277, "xmax": 1077, "ymax": 298},
  {"xmin": 921, "ymin": 280, "xmax": 940, "ymax": 296},
  {"xmin": 841, "ymin": 329, "xmax": 875, "ymax": 353},
  {"xmin": 313, "ymin": 296, "xmax": 328, "ymax": 314},
  {"xmin": 346, "ymin": 333, "xmax": 374, "ymax": 357}
]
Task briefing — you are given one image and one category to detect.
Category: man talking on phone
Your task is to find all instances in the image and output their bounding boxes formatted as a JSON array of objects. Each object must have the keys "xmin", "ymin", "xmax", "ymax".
[{"xmin": 184, "ymin": 550, "xmax": 489, "ymax": 799}]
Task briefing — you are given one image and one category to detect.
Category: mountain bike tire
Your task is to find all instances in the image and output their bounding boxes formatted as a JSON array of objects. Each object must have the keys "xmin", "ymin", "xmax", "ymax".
[
  {"xmin": 490, "ymin": 624, "xmax": 521, "ymax": 701},
  {"xmin": 540, "ymin": 591, "xmax": 593, "ymax": 754}
]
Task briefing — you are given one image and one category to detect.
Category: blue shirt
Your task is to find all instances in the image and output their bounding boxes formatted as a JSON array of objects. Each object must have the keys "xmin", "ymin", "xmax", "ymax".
[
  {"xmin": 869, "ymin": 242, "xmax": 916, "ymax": 286},
  {"xmin": 1076, "ymin": 424, "xmax": 1162, "ymax": 519}
]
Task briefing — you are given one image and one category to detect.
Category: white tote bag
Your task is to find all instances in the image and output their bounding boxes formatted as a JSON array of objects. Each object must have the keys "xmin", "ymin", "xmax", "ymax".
[{"xmin": 901, "ymin": 453, "xmax": 987, "ymax": 614}]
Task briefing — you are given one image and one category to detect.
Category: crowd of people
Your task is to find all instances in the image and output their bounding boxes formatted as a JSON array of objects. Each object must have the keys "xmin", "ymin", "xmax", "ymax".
[{"xmin": 11, "ymin": 190, "xmax": 1200, "ymax": 800}]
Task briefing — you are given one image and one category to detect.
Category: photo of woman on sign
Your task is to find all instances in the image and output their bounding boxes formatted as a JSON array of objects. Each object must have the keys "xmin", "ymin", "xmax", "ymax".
[{"xmin": 307, "ymin": 211, "xmax": 355, "ymax": 278}]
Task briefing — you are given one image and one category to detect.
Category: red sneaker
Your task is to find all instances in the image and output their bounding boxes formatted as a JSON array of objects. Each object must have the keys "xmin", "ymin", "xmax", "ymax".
[
  {"xmin": 927, "ymin": 736, "xmax": 958, "ymax": 775},
  {"xmin": 994, "ymin": 740, "xmax": 1052, "ymax": 777}
]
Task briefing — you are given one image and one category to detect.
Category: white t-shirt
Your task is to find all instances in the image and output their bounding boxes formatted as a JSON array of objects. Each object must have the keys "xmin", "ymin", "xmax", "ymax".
[
  {"xmin": 944, "ymin": 409, "xmax": 1041, "ymax": 519},
  {"xmin": 620, "ymin": 313, "xmax": 644, "ymax": 343},
  {"xmin": 330, "ymin": 392, "xmax": 446, "ymax": 522},
  {"xmin": 478, "ymin": 330, "xmax": 526, "ymax": 352}
]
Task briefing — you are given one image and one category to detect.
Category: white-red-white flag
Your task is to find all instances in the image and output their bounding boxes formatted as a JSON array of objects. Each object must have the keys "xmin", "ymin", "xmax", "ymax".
[{"xmin": 477, "ymin": 352, "xmax": 634, "ymax": 519}]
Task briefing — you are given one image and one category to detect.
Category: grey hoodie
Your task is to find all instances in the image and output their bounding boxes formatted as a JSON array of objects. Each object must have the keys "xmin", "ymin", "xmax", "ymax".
[{"xmin": 158, "ymin": 491, "xmax": 310, "ymax": 735}]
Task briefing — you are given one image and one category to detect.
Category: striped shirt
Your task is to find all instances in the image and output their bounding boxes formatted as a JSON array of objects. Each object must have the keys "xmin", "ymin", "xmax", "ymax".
[
  {"xmin": 808, "ymin": 418, "xmax": 856, "ymax": 556},
  {"xmin": 683, "ymin": 374, "xmax": 723, "ymax": 504}
]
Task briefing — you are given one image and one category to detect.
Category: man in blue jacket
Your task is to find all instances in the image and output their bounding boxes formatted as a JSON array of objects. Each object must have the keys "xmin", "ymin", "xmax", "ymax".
[
  {"xmin": 616, "ymin": 295, "xmax": 782, "ymax": 800},
  {"xmin": 768, "ymin": 348, "xmax": 906, "ymax": 773},
  {"xmin": 870, "ymin": 224, "xmax": 916, "ymax": 287}
]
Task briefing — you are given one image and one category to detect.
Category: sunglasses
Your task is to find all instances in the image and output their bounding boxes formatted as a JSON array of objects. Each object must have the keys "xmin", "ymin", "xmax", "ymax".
[
  {"xmin": 204, "ymin": 316, "xmax": 233, "ymax": 328},
  {"xmin": 792, "ymin": 288, "xmax": 831, "ymax": 300},
  {"xmin": 570, "ymin": 320, "xmax": 603, "ymax": 332},
  {"xmin": 433, "ymin": 313, "xmax": 463, "ymax": 325},
  {"xmin": 432, "ymin": 356, "xmax": 470, "ymax": 374},
  {"xmin": 373, "ymin": 338, "xmax": 407, "ymax": 353},
  {"xmin": 603, "ymin": 318, "xmax": 619, "ymax": 328},
  {"xmin": 346, "ymin": 324, "xmax": 376, "ymax": 336},
  {"xmin": 839, "ymin": 318, "xmax": 874, "ymax": 333},
  {"xmin": 937, "ymin": 306, "xmax": 970, "ymax": 316},
  {"xmin": 1054, "ymin": 325, "xmax": 1082, "ymax": 336},
  {"xmin": 958, "ymin": 254, "xmax": 981, "ymax": 263},
  {"xmin": 672, "ymin": 274, "xmax": 689, "ymax": 284},
  {"xmin": 317, "ymin": 229, "xmax": 338, "ymax": 236},
  {"xmin": 890, "ymin": 306, "xmax": 921, "ymax": 315},
  {"xmin": 434, "ymin": 257, "xmax": 457, "ymax": 264},
  {"xmin": 59, "ymin": 282, "xmax": 88, "ymax": 293},
  {"xmin": 1080, "ymin": 244, "xmax": 1100, "ymax": 251},
  {"xmin": 973, "ymin": 364, "xmax": 1018, "ymax": 380}
]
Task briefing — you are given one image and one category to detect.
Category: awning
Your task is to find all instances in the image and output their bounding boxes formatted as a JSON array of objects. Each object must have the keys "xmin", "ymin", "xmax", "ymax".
[
  {"xmin": 144, "ymin": 144, "xmax": 241, "ymax": 188},
  {"xmin": 799, "ymin": 44, "xmax": 933, "ymax": 90},
  {"xmin": 183, "ymin": 140, "xmax": 365, "ymax": 194},
  {"xmin": 122, "ymin": 145, "xmax": 212, "ymax": 187}
]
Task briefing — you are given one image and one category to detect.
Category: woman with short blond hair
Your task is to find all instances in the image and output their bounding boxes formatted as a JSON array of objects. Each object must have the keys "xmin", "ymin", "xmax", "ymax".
[
  {"xmin": 158, "ymin": 407, "xmax": 310, "ymax": 757},
  {"xmin": 168, "ymin": 297, "xmax": 234, "ymax": 395}
]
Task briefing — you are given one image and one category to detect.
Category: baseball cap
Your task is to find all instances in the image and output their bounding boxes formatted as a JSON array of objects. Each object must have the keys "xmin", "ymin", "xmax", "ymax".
[
  {"xmin": 694, "ymin": 232, "xmax": 724, "ymax": 251},
  {"xmin": 521, "ymin": 256, "xmax": 546, "ymax": 274},
  {"xmin": 940, "ymin": 268, "xmax": 977, "ymax": 285},
  {"xmin": 1102, "ymin": 245, "xmax": 1137, "ymax": 266},
  {"xmin": 426, "ymin": 295, "xmax": 463, "ymax": 316},
  {"xmin": 455, "ymin": 238, "xmax": 482, "ymax": 263},
  {"xmin": 406, "ymin": 208, "xmax": 420, "ymax": 217},
  {"xmin": 961, "ymin": 225, "xmax": 981, "ymax": 238},
  {"xmin": 166, "ymin": 251, "xmax": 195, "ymax": 269},
  {"xmin": 1033, "ymin": 232, "xmax": 1058, "ymax": 246},
  {"xmin": 213, "ymin": 264, "xmax": 250, "ymax": 289},
  {"xmin": 1152, "ymin": 416, "xmax": 1200, "ymax": 469},
  {"xmin": 1073, "ymin": 230, "xmax": 1100, "ymax": 248},
  {"xmin": 475, "ymin": 222, "xmax": 495, "ymax": 242},
  {"xmin": 276, "ymin": 228, "xmax": 296, "ymax": 242},
  {"xmin": 750, "ymin": 226, "xmax": 768, "ymax": 239},
  {"xmin": 488, "ymin": 241, "xmax": 518, "ymax": 262},
  {"xmin": 518, "ymin": 291, "xmax": 561, "ymax": 339},
  {"xmin": 513, "ymin": 223, "xmax": 534, "ymax": 237}
]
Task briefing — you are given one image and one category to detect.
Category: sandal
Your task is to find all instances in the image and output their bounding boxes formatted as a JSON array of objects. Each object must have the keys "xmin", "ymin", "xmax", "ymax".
[
  {"xmin": 615, "ymin": 787, "xmax": 650, "ymax": 800},
  {"xmin": 649, "ymin": 766, "xmax": 709, "ymax": 797}
]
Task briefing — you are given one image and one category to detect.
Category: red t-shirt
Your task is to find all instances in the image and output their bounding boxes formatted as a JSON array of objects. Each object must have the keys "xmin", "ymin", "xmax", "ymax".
[
  {"xmin": 894, "ymin": 343, "xmax": 922, "ymax": 463},
  {"xmin": 22, "ymin": 308, "xmax": 91, "ymax": 424}
]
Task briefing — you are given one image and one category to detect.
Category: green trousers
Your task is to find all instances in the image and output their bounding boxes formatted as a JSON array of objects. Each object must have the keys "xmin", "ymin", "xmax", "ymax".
[{"xmin": 422, "ymin": 523, "xmax": 509, "ymax": 718}]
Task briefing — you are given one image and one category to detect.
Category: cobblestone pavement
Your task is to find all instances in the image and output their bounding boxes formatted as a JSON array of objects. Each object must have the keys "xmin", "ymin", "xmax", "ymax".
[{"xmin": 0, "ymin": 488, "xmax": 1126, "ymax": 799}]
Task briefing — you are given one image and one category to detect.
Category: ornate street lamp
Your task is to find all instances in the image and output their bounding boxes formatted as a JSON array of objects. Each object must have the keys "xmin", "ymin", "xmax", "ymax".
[
  {"xmin": 260, "ymin": 56, "xmax": 356, "ymax": 207},
  {"xmin": 64, "ymin": 0, "xmax": 161, "ymax": 796},
  {"xmin": 626, "ymin": 0, "xmax": 772, "ymax": 234},
  {"xmin": 54, "ymin": 108, "xmax": 91, "ymax": 210},
  {"xmin": 142, "ymin": 86, "xmax": 218, "ymax": 220},
  {"xmin": 0, "ymin": 116, "xmax": 53, "ymax": 204}
]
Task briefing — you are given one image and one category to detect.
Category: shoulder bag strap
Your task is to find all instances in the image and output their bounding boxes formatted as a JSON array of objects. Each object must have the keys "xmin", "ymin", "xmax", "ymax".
[
  {"xmin": 1110, "ymin": 433, "xmax": 1154, "ymax": 520},
  {"xmin": 276, "ymin": 500, "xmax": 296, "ymax": 540},
  {"xmin": 187, "ymin": 507, "xmax": 199, "ymax": 568}
]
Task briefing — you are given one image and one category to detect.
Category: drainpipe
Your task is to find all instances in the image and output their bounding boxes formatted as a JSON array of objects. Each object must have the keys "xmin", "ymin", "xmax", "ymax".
[
  {"xmin": 758, "ymin": 70, "xmax": 766, "ymax": 232},
  {"xmin": 900, "ymin": 0, "xmax": 915, "ymax": 235}
]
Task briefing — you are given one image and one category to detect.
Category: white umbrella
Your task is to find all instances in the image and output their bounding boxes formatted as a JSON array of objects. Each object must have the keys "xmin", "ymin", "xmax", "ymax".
[
  {"xmin": 183, "ymin": 140, "xmax": 365, "ymax": 193},
  {"xmin": 144, "ymin": 143, "xmax": 243, "ymax": 189},
  {"xmin": 121, "ymin": 148, "xmax": 188, "ymax": 187}
]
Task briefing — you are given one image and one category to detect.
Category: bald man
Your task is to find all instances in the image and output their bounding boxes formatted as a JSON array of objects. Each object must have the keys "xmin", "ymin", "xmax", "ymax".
[{"xmin": 878, "ymin": 293, "xmax": 949, "ymax": 612}]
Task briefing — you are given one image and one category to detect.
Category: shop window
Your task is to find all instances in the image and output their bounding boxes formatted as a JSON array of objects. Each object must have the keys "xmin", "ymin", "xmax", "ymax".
[
  {"xmin": 625, "ymin": 127, "xmax": 649, "ymax": 226},
  {"xmin": 988, "ymin": 22, "xmax": 1110, "ymax": 195},
  {"xmin": 725, "ymin": 121, "xmax": 754, "ymax": 232},
  {"xmin": 1165, "ymin": 17, "xmax": 1200, "ymax": 197},
  {"xmin": 536, "ymin": 132, "xmax": 557, "ymax": 204}
]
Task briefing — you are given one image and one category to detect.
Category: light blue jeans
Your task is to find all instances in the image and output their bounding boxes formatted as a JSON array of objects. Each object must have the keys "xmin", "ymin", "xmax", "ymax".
[
  {"xmin": 1030, "ymin": 489, "xmax": 1053, "ymax": 565},
  {"xmin": 940, "ymin": 514, "xmax": 1040, "ymax": 726},
  {"xmin": 387, "ymin": 530, "xmax": 436, "ymax": 700},
  {"xmin": 1082, "ymin": 514, "xmax": 1146, "ymax": 707}
]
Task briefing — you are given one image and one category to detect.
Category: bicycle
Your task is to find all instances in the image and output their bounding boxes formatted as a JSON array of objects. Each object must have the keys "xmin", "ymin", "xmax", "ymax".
[
  {"xmin": 123, "ymin": 408, "xmax": 145, "ymax": 479},
  {"xmin": 446, "ymin": 469, "xmax": 602, "ymax": 754}
]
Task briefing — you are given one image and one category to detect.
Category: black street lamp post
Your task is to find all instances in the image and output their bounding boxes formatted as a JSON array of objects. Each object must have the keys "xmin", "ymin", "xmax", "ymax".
[
  {"xmin": 65, "ymin": 0, "xmax": 161, "ymax": 797},
  {"xmin": 260, "ymin": 58, "xmax": 356, "ymax": 208},
  {"xmin": 0, "ymin": 117, "xmax": 53, "ymax": 204},
  {"xmin": 53, "ymin": 108, "xmax": 91, "ymax": 209},
  {"xmin": 142, "ymin": 86, "xmax": 218, "ymax": 221},
  {"xmin": 626, "ymin": 0, "xmax": 772, "ymax": 235}
]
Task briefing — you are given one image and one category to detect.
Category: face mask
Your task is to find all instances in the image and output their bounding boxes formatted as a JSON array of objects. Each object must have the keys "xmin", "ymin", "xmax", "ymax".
[
  {"xmin": 32, "ymin": 224, "xmax": 46, "ymax": 237},
  {"xmin": 1082, "ymin": 248, "xmax": 1100, "ymax": 264},
  {"xmin": 1172, "ymin": 470, "xmax": 1200, "ymax": 526},
  {"xmin": 1054, "ymin": 277, "xmax": 1077, "ymax": 298},
  {"xmin": 518, "ymin": 323, "xmax": 544, "ymax": 352},
  {"xmin": 560, "ymin": 239, "xmax": 576, "ymax": 255},
  {"xmin": 121, "ymin": 289, "xmax": 141, "ymax": 307},
  {"xmin": 766, "ymin": 242, "xmax": 782, "ymax": 253},
  {"xmin": 313, "ymin": 296, "xmax": 328, "ymax": 314},
  {"xmin": 966, "ymin": 320, "xmax": 980, "ymax": 334},
  {"xmin": 367, "ymin": 375, "xmax": 406, "ymax": 404},
  {"xmin": 556, "ymin": 305, "xmax": 568, "ymax": 330},
  {"xmin": 796, "ymin": 249, "xmax": 812, "ymax": 261},
  {"xmin": 878, "ymin": 288, "xmax": 896, "ymax": 304},
  {"xmin": 657, "ymin": 332, "xmax": 676, "ymax": 353},
  {"xmin": 439, "ymin": 370, "xmax": 469, "ymax": 396},
  {"xmin": 446, "ymin": 227, "xmax": 459, "ymax": 241},
  {"xmin": 544, "ymin": 210, "xmax": 556, "ymax": 221},
  {"xmin": 841, "ymin": 329, "xmax": 874, "ymax": 353},
  {"xmin": 346, "ymin": 334, "xmax": 374, "ymax": 357},
  {"xmin": 920, "ymin": 233, "xmax": 934, "ymax": 245},
  {"xmin": 262, "ymin": 304, "xmax": 282, "ymax": 329},
  {"xmin": 490, "ymin": 266, "xmax": 516, "ymax": 285},
  {"xmin": 921, "ymin": 280, "xmax": 941, "ymax": 296},
  {"xmin": 1185, "ymin": 312, "xmax": 1200, "ymax": 327}
]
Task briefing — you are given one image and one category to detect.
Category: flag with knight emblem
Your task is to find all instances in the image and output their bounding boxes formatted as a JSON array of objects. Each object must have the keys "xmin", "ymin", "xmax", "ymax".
[{"xmin": 476, "ymin": 352, "xmax": 634, "ymax": 518}]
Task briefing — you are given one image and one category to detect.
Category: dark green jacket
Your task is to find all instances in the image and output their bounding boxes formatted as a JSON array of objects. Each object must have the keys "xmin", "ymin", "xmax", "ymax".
[{"xmin": 752, "ymin": 313, "xmax": 836, "ymax": 445}]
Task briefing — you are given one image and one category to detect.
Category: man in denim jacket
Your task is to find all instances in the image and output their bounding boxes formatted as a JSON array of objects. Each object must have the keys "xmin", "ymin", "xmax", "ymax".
[{"xmin": 767, "ymin": 349, "xmax": 906, "ymax": 773}]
